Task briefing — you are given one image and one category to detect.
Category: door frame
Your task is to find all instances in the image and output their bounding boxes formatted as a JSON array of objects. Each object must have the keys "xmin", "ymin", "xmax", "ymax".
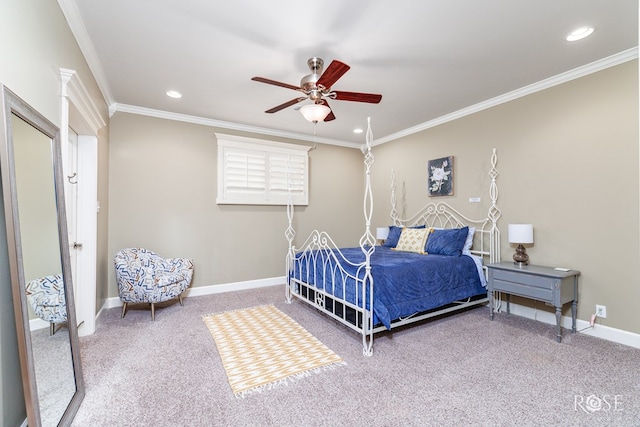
[{"xmin": 60, "ymin": 69, "xmax": 105, "ymax": 336}]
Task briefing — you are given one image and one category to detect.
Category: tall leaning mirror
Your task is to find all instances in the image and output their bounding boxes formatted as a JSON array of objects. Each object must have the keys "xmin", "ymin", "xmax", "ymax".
[{"xmin": 0, "ymin": 84, "xmax": 84, "ymax": 426}]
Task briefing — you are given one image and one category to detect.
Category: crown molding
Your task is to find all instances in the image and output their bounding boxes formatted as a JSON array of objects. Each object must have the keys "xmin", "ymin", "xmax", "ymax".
[
  {"xmin": 57, "ymin": 0, "xmax": 115, "ymax": 106},
  {"xmin": 111, "ymin": 103, "xmax": 358, "ymax": 148},
  {"xmin": 59, "ymin": 68, "xmax": 106, "ymax": 134},
  {"xmin": 115, "ymin": 47, "xmax": 637, "ymax": 150},
  {"xmin": 373, "ymin": 47, "xmax": 638, "ymax": 146}
]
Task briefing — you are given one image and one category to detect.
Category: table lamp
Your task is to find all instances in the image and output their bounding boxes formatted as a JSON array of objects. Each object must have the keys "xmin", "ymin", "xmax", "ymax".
[
  {"xmin": 508, "ymin": 224, "xmax": 533, "ymax": 266},
  {"xmin": 376, "ymin": 227, "xmax": 389, "ymax": 245}
]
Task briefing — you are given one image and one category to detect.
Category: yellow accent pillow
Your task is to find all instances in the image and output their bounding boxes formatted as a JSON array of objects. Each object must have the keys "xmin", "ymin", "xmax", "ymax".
[{"xmin": 393, "ymin": 227, "xmax": 430, "ymax": 254}]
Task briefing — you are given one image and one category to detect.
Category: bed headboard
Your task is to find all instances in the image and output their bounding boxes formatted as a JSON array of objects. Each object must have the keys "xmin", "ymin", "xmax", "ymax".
[{"xmin": 389, "ymin": 149, "xmax": 501, "ymax": 264}]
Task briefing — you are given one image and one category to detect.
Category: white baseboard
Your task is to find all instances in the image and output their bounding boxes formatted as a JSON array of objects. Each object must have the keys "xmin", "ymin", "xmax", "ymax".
[
  {"xmin": 29, "ymin": 317, "xmax": 49, "ymax": 332},
  {"xmin": 495, "ymin": 301, "xmax": 640, "ymax": 349},
  {"xmin": 102, "ymin": 276, "xmax": 286, "ymax": 310},
  {"xmin": 98, "ymin": 278, "xmax": 639, "ymax": 349}
]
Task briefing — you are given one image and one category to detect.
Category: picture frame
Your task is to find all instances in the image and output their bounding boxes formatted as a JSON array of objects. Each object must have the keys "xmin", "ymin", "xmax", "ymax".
[{"xmin": 427, "ymin": 155, "xmax": 453, "ymax": 197}]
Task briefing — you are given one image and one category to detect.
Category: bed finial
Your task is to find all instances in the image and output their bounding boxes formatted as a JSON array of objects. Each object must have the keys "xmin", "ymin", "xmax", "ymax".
[
  {"xmin": 285, "ymin": 155, "xmax": 296, "ymax": 303},
  {"xmin": 488, "ymin": 148, "xmax": 501, "ymax": 263},
  {"xmin": 390, "ymin": 170, "xmax": 399, "ymax": 225},
  {"xmin": 358, "ymin": 117, "xmax": 375, "ymax": 356},
  {"xmin": 360, "ymin": 117, "xmax": 376, "ymax": 252}
]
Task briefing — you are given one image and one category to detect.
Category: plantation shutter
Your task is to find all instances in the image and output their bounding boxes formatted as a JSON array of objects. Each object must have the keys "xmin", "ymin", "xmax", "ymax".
[{"xmin": 216, "ymin": 133, "xmax": 310, "ymax": 205}]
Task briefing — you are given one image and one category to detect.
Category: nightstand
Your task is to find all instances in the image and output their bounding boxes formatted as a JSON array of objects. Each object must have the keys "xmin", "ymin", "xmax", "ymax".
[{"xmin": 486, "ymin": 262, "xmax": 580, "ymax": 342}]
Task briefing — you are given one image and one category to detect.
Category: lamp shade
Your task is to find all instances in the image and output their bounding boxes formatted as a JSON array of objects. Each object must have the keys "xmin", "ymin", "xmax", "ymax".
[
  {"xmin": 508, "ymin": 224, "xmax": 534, "ymax": 244},
  {"xmin": 300, "ymin": 103, "xmax": 330, "ymax": 123},
  {"xmin": 376, "ymin": 227, "xmax": 389, "ymax": 240}
]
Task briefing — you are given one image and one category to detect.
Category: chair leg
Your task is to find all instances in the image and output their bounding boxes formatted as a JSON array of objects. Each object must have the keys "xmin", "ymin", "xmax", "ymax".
[
  {"xmin": 50, "ymin": 322, "xmax": 55, "ymax": 336},
  {"xmin": 151, "ymin": 303, "xmax": 155, "ymax": 321},
  {"xmin": 179, "ymin": 294, "xmax": 184, "ymax": 306},
  {"xmin": 121, "ymin": 302, "xmax": 128, "ymax": 319}
]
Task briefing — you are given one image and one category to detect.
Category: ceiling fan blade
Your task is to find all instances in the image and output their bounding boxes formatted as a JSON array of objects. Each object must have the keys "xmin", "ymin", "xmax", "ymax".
[
  {"xmin": 324, "ymin": 110, "xmax": 336, "ymax": 122},
  {"xmin": 265, "ymin": 97, "xmax": 306, "ymax": 113},
  {"xmin": 333, "ymin": 91, "xmax": 382, "ymax": 104},
  {"xmin": 316, "ymin": 60, "xmax": 350, "ymax": 90},
  {"xmin": 251, "ymin": 77, "xmax": 301, "ymax": 92},
  {"xmin": 321, "ymin": 100, "xmax": 336, "ymax": 122}
]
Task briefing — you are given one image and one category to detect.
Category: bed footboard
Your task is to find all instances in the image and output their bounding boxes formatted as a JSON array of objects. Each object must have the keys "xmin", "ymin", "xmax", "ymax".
[{"xmin": 286, "ymin": 230, "xmax": 375, "ymax": 356}]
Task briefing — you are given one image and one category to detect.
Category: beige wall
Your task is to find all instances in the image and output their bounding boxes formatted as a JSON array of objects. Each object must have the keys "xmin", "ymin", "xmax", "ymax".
[
  {"xmin": 107, "ymin": 113, "xmax": 364, "ymax": 294},
  {"xmin": 12, "ymin": 117, "xmax": 62, "ymax": 282},
  {"xmin": 96, "ymin": 125, "xmax": 111, "ymax": 309},
  {"xmin": 0, "ymin": 1, "xmax": 107, "ymax": 127},
  {"xmin": 371, "ymin": 60, "xmax": 639, "ymax": 334}
]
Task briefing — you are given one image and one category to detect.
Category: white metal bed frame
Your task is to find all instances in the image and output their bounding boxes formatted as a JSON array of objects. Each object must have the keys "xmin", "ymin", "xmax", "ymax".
[{"xmin": 285, "ymin": 119, "xmax": 501, "ymax": 356}]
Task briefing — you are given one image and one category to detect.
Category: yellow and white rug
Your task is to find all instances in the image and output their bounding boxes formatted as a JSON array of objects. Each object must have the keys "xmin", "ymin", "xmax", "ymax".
[{"xmin": 203, "ymin": 305, "xmax": 344, "ymax": 397}]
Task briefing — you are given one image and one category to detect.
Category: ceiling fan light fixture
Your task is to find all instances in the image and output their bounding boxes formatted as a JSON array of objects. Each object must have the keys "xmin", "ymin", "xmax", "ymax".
[{"xmin": 300, "ymin": 103, "xmax": 331, "ymax": 123}]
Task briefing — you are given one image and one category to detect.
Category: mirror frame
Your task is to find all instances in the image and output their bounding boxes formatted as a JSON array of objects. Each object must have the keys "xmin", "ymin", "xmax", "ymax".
[{"xmin": 0, "ymin": 84, "xmax": 84, "ymax": 426}]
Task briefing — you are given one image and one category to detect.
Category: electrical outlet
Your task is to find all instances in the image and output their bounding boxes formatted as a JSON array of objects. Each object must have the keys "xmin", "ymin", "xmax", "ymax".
[{"xmin": 595, "ymin": 304, "xmax": 607, "ymax": 318}]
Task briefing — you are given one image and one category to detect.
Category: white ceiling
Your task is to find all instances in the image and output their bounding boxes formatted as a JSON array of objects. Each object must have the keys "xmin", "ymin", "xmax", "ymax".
[{"xmin": 60, "ymin": 0, "xmax": 638, "ymax": 147}]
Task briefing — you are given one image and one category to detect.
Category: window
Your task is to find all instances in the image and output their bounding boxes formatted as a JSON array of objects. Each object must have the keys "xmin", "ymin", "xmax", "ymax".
[{"xmin": 216, "ymin": 133, "xmax": 310, "ymax": 205}]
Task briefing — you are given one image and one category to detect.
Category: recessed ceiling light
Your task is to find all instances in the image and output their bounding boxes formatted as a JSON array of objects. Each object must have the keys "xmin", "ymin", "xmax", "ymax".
[
  {"xmin": 566, "ymin": 26, "xmax": 594, "ymax": 42},
  {"xmin": 166, "ymin": 90, "xmax": 182, "ymax": 99},
  {"xmin": 353, "ymin": 128, "xmax": 363, "ymax": 134}
]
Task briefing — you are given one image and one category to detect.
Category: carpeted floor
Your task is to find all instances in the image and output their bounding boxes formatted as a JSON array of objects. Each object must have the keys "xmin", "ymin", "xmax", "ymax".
[
  {"xmin": 31, "ymin": 326, "xmax": 76, "ymax": 425},
  {"xmin": 71, "ymin": 285, "xmax": 639, "ymax": 426}
]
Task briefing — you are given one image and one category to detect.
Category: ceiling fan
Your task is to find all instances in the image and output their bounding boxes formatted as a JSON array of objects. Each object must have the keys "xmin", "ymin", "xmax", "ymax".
[{"xmin": 251, "ymin": 57, "xmax": 382, "ymax": 122}]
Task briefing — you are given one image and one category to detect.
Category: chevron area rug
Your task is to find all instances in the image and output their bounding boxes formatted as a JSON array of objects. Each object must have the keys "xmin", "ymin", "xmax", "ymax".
[{"xmin": 203, "ymin": 305, "xmax": 344, "ymax": 397}]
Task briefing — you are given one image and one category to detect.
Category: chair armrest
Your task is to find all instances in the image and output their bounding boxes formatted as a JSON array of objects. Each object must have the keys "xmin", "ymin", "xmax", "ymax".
[
  {"xmin": 155, "ymin": 272, "xmax": 188, "ymax": 287},
  {"xmin": 29, "ymin": 292, "xmax": 66, "ymax": 307}
]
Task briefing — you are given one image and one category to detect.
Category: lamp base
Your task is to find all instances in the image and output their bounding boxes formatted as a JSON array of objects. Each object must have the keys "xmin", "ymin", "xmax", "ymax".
[{"xmin": 513, "ymin": 244, "xmax": 529, "ymax": 266}]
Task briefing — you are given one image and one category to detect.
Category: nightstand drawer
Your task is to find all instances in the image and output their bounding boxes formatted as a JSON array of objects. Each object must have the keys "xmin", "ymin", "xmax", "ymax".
[
  {"xmin": 492, "ymin": 269, "xmax": 556, "ymax": 290},
  {"xmin": 491, "ymin": 278, "xmax": 553, "ymax": 302}
]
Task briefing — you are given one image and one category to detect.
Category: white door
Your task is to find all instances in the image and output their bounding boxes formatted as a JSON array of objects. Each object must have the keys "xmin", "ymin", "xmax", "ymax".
[
  {"xmin": 64, "ymin": 129, "xmax": 98, "ymax": 336},
  {"xmin": 65, "ymin": 128, "xmax": 83, "ymax": 327}
]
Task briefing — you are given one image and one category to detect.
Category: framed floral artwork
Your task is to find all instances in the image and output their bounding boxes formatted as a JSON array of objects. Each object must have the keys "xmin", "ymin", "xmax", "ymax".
[{"xmin": 428, "ymin": 156, "xmax": 453, "ymax": 196}]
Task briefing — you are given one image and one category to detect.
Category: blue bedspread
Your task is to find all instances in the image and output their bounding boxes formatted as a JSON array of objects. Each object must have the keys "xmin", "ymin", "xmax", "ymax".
[{"xmin": 290, "ymin": 246, "xmax": 486, "ymax": 329}]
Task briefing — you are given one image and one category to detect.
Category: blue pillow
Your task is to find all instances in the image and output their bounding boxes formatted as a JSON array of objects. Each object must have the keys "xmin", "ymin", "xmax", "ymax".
[
  {"xmin": 426, "ymin": 226, "xmax": 469, "ymax": 256},
  {"xmin": 384, "ymin": 225, "xmax": 425, "ymax": 248}
]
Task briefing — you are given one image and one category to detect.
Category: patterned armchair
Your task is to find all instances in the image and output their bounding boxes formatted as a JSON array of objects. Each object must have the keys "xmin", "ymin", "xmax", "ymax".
[
  {"xmin": 25, "ymin": 274, "xmax": 67, "ymax": 336},
  {"xmin": 114, "ymin": 248, "xmax": 194, "ymax": 320}
]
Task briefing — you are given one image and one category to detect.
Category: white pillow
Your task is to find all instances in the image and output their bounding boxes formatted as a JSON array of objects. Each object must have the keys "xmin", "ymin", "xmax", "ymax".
[{"xmin": 462, "ymin": 227, "xmax": 476, "ymax": 255}]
